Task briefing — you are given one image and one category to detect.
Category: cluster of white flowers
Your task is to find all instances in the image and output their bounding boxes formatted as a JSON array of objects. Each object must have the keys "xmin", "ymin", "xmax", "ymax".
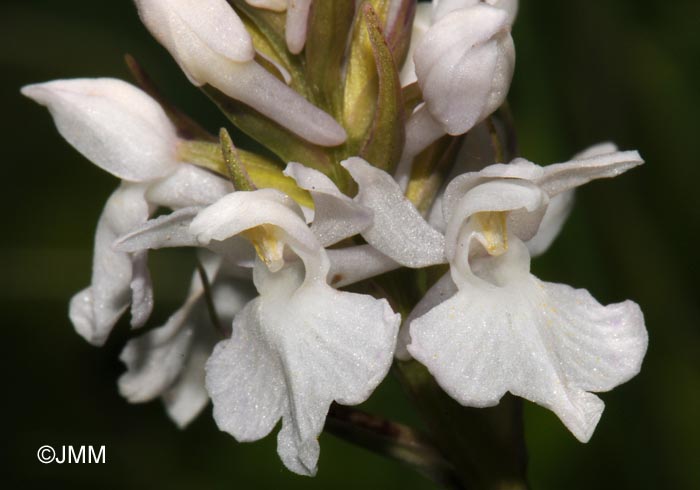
[{"xmin": 23, "ymin": 0, "xmax": 647, "ymax": 477}]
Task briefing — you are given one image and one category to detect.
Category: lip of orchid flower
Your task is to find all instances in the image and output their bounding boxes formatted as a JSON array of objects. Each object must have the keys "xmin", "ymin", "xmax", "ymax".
[
  {"xmin": 182, "ymin": 188, "xmax": 400, "ymax": 476},
  {"xmin": 404, "ymin": 147, "xmax": 648, "ymax": 443},
  {"xmin": 134, "ymin": 0, "xmax": 346, "ymax": 147}
]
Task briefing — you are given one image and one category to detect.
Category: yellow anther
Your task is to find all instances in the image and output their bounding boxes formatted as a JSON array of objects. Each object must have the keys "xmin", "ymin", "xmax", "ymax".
[
  {"xmin": 474, "ymin": 211, "xmax": 508, "ymax": 256},
  {"xmin": 242, "ymin": 225, "xmax": 285, "ymax": 272}
]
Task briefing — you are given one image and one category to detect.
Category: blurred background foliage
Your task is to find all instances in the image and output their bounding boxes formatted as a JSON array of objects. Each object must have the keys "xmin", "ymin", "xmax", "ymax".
[{"xmin": 3, "ymin": 1, "xmax": 698, "ymax": 488}]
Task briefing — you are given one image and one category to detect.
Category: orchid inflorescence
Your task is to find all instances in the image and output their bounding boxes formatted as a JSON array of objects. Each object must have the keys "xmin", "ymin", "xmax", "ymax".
[{"xmin": 22, "ymin": 0, "xmax": 648, "ymax": 483}]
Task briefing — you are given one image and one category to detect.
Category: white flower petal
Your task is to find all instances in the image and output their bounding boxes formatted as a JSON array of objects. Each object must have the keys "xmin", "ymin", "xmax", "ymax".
[
  {"xmin": 445, "ymin": 180, "xmax": 546, "ymax": 263},
  {"xmin": 540, "ymin": 150, "xmax": 644, "ymax": 198},
  {"xmin": 206, "ymin": 298, "xmax": 288, "ymax": 442},
  {"xmin": 326, "ymin": 245, "xmax": 399, "ymax": 288},
  {"xmin": 129, "ymin": 251, "xmax": 153, "ymax": 328},
  {"xmin": 163, "ymin": 271, "xmax": 256, "ymax": 428},
  {"xmin": 285, "ymin": 0, "xmax": 312, "ymax": 54},
  {"xmin": 115, "ymin": 207, "xmax": 201, "ymax": 253},
  {"xmin": 70, "ymin": 184, "xmax": 151, "ymax": 346},
  {"xmin": 118, "ymin": 301, "xmax": 197, "ymax": 403},
  {"xmin": 135, "ymin": 0, "xmax": 254, "ymax": 65},
  {"xmin": 191, "ymin": 188, "xmax": 319, "ymax": 255},
  {"xmin": 22, "ymin": 78, "xmax": 178, "ymax": 182},
  {"xmin": 284, "ymin": 162, "xmax": 372, "ymax": 246},
  {"xmin": 526, "ymin": 190, "xmax": 574, "ymax": 257},
  {"xmin": 277, "ymin": 415, "xmax": 320, "ymax": 476},
  {"xmin": 343, "ymin": 157, "xmax": 446, "ymax": 267},
  {"xmin": 415, "ymin": 5, "xmax": 514, "ymax": 135},
  {"xmin": 146, "ymin": 164, "xmax": 233, "ymax": 209},
  {"xmin": 395, "ymin": 272, "xmax": 457, "ymax": 361},
  {"xmin": 208, "ymin": 260, "xmax": 399, "ymax": 475},
  {"xmin": 409, "ymin": 239, "xmax": 647, "ymax": 442},
  {"xmin": 136, "ymin": 0, "xmax": 345, "ymax": 146},
  {"xmin": 278, "ymin": 279, "xmax": 399, "ymax": 471},
  {"xmin": 162, "ymin": 343, "xmax": 211, "ymax": 429},
  {"xmin": 212, "ymin": 61, "xmax": 347, "ymax": 146},
  {"xmin": 442, "ymin": 159, "xmax": 544, "ymax": 224},
  {"xmin": 121, "ymin": 255, "xmax": 254, "ymax": 425}
]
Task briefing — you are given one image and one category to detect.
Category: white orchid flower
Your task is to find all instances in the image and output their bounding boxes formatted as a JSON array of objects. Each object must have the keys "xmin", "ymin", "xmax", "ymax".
[
  {"xmin": 22, "ymin": 78, "xmax": 232, "ymax": 345},
  {"xmin": 135, "ymin": 0, "xmax": 345, "ymax": 146},
  {"xmin": 118, "ymin": 253, "xmax": 256, "ymax": 428},
  {"xmin": 185, "ymin": 188, "xmax": 400, "ymax": 476},
  {"xmin": 404, "ymin": 147, "xmax": 649, "ymax": 442}
]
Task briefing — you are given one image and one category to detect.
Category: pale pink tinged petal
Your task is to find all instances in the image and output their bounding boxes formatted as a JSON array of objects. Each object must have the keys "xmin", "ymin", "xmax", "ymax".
[
  {"xmin": 396, "ymin": 272, "xmax": 457, "ymax": 360},
  {"xmin": 208, "ymin": 61, "xmax": 347, "ymax": 146},
  {"xmin": 135, "ymin": 0, "xmax": 254, "ymax": 65},
  {"xmin": 284, "ymin": 162, "xmax": 372, "ymax": 246},
  {"xmin": 147, "ymin": 164, "xmax": 233, "ymax": 209},
  {"xmin": 343, "ymin": 157, "xmax": 446, "ymax": 267},
  {"xmin": 129, "ymin": 251, "xmax": 153, "ymax": 328},
  {"xmin": 526, "ymin": 190, "xmax": 574, "ymax": 257},
  {"xmin": 285, "ymin": 0, "xmax": 313, "ymax": 54},
  {"xmin": 326, "ymin": 245, "xmax": 400, "ymax": 288},
  {"xmin": 539, "ymin": 150, "xmax": 644, "ymax": 198},
  {"xmin": 21, "ymin": 79, "xmax": 178, "ymax": 182},
  {"xmin": 415, "ymin": 5, "xmax": 513, "ymax": 135},
  {"xmin": 70, "ymin": 184, "xmax": 151, "ymax": 346},
  {"xmin": 115, "ymin": 207, "xmax": 201, "ymax": 253},
  {"xmin": 136, "ymin": 0, "xmax": 344, "ymax": 146},
  {"xmin": 206, "ymin": 298, "xmax": 288, "ymax": 442}
]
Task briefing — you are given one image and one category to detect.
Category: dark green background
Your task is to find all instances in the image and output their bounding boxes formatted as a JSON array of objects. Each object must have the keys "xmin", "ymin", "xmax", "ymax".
[{"xmin": 3, "ymin": 1, "xmax": 698, "ymax": 488}]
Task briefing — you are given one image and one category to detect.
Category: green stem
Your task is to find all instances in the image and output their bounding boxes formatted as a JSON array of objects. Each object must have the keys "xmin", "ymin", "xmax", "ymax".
[
  {"xmin": 325, "ymin": 403, "xmax": 462, "ymax": 489},
  {"xmin": 395, "ymin": 361, "xmax": 528, "ymax": 490}
]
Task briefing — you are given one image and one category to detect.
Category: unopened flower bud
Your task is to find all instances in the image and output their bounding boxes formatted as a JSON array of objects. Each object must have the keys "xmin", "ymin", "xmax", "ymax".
[{"xmin": 414, "ymin": 3, "xmax": 515, "ymax": 136}]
